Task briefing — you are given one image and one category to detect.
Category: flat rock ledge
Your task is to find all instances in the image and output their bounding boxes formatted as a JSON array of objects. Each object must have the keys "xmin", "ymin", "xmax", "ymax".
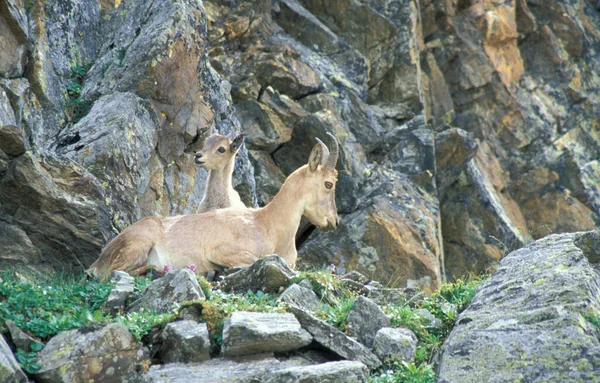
[
  {"xmin": 288, "ymin": 306, "xmax": 381, "ymax": 369},
  {"xmin": 221, "ymin": 311, "xmax": 312, "ymax": 356},
  {"xmin": 138, "ymin": 354, "xmax": 368, "ymax": 383}
]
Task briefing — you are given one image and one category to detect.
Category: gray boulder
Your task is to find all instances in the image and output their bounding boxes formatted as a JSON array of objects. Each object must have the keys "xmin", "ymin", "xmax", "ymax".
[
  {"xmin": 221, "ymin": 312, "xmax": 312, "ymax": 356},
  {"xmin": 289, "ymin": 306, "xmax": 381, "ymax": 369},
  {"xmin": 34, "ymin": 323, "xmax": 145, "ymax": 383},
  {"xmin": 221, "ymin": 255, "xmax": 297, "ymax": 294},
  {"xmin": 264, "ymin": 361, "xmax": 368, "ymax": 383},
  {"xmin": 106, "ymin": 271, "xmax": 135, "ymax": 313},
  {"xmin": 437, "ymin": 232, "xmax": 600, "ymax": 382},
  {"xmin": 277, "ymin": 283, "xmax": 323, "ymax": 312},
  {"xmin": 0, "ymin": 125, "xmax": 26, "ymax": 157},
  {"xmin": 347, "ymin": 296, "xmax": 391, "ymax": 347},
  {"xmin": 365, "ymin": 286, "xmax": 405, "ymax": 306},
  {"xmin": 415, "ymin": 309, "xmax": 442, "ymax": 331},
  {"xmin": 6, "ymin": 320, "xmax": 37, "ymax": 352},
  {"xmin": 160, "ymin": 320, "xmax": 210, "ymax": 363},
  {"xmin": 128, "ymin": 269, "xmax": 205, "ymax": 314},
  {"xmin": 0, "ymin": 334, "xmax": 27, "ymax": 382},
  {"xmin": 373, "ymin": 327, "xmax": 418, "ymax": 364}
]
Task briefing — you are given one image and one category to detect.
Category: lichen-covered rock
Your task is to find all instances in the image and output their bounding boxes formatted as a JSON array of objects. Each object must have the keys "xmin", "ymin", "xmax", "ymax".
[
  {"xmin": 221, "ymin": 255, "xmax": 297, "ymax": 294},
  {"xmin": 105, "ymin": 271, "xmax": 135, "ymax": 314},
  {"xmin": 275, "ymin": 0, "xmax": 368, "ymax": 93},
  {"xmin": 437, "ymin": 231, "xmax": 600, "ymax": 382},
  {"xmin": 347, "ymin": 296, "xmax": 390, "ymax": 348},
  {"xmin": 55, "ymin": 92, "xmax": 158, "ymax": 224},
  {"xmin": 278, "ymin": 283, "xmax": 323, "ymax": 313},
  {"xmin": 128, "ymin": 269, "xmax": 205, "ymax": 314},
  {"xmin": 263, "ymin": 361, "xmax": 368, "ymax": 383},
  {"xmin": 0, "ymin": 124, "xmax": 25, "ymax": 156},
  {"xmin": 289, "ymin": 306, "xmax": 381, "ymax": 369},
  {"xmin": 0, "ymin": 1, "xmax": 27, "ymax": 79},
  {"xmin": 248, "ymin": 150, "xmax": 287, "ymax": 206},
  {"xmin": 0, "ymin": 334, "xmax": 27, "ymax": 382},
  {"xmin": 441, "ymin": 154, "xmax": 527, "ymax": 280},
  {"xmin": 0, "ymin": 152, "xmax": 109, "ymax": 272},
  {"xmin": 235, "ymin": 100, "xmax": 292, "ymax": 153},
  {"xmin": 160, "ymin": 320, "xmax": 210, "ymax": 363},
  {"xmin": 300, "ymin": 170, "xmax": 444, "ymax": 291},
  {"xmin": 34, "ymin": 323, "xmax": 145, "ymax": 383},
  {"xmin": 373, "ymin": 327, "xmax": 417, "ymax": 364},
  {"xmin": 221, "ymin": 311, "xmax": 312, "ymax": 357},
  {"xmin": 139, "ymin": 354, "xmax": 311, "ymax": 382}
]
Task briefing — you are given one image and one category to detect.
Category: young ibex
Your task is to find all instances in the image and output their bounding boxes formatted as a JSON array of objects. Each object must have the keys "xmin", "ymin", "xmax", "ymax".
[
  {"xmin": 87, "ymin": 134, "xmax": 339, "ymax": 280},
  {"xmin": 195, "ymin": 126, "xmax": 246, "ymax": 213}
]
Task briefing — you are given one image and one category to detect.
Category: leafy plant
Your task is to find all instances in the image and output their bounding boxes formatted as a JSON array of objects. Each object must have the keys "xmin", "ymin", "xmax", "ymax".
[
  {"xmin": 369, "ymin": 362, "xmax": 435, "ymax": 383},
  {"xmin": 314, "ymin": 296, "xmax": 356, "ymax": 332},
  {"xmin": 116, "ymin": 311, "xmax": 174, "ymax": 340},
  {"xmin": 0, "ymin": 271, "xmax": 112, "ymax": 339},
  {"xmin": 64, "ymin": 64, "xmax": 92, "ymax": 123},
  {"xmin": 15, "ymin": 347, "xmax": 42, "ymax": 374}
]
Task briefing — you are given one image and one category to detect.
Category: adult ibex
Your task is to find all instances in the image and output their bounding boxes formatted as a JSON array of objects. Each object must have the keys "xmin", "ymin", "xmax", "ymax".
[
  {"xmin": 87, "ymin": 134, "xmax": 339, "ymax": 280},
  {"xmin": 195, "ymin": 126, "xmax": 246, "ymax": 213}
]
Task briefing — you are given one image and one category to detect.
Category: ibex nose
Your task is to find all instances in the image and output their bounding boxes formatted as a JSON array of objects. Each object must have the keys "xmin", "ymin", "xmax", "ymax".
[{"xmin": 195, "ymin": 152, "xmax": 203, "ymax": 159}]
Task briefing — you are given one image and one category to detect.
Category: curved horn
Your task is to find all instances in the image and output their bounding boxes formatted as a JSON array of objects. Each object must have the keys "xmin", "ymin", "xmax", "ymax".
[
  {"xmin": 324, "ymin": 132, "xmax": 339, "ymax": 169},
  {"xmin": 314, "ymin": 137, "xmax": 330, "ymax": 165}
]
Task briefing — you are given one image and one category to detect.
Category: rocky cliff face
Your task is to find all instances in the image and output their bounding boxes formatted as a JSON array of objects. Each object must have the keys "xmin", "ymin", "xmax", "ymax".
[{"xmin": 0, "ymin": 0, "xmax": 599, "ymax": 288}]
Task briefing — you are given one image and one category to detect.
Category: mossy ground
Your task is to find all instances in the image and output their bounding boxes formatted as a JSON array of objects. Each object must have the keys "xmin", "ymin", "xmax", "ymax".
[{"xmin": 0, "ymin": 269, "xmax": 488, "ymax": 380}]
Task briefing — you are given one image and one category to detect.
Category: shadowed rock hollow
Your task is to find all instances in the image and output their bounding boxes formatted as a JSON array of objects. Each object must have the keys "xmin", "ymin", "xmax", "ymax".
[{"xmin": 0, "ymin": 0, "xmax": 599, "ymax": 291}]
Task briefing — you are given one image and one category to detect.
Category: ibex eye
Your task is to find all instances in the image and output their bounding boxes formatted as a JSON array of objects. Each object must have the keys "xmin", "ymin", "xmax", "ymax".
[
  {"xmin": 325, "ymin": 181, "xmax": 333, "ymax": 189},
  {"xmin": 217, "ymin": 147, "xmax": 226, "ymax": 153}
]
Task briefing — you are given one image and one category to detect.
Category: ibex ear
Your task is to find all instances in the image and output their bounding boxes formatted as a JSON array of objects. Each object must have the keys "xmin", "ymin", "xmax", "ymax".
[
  {"xmin": 231, "ymin": 133, "xmax": 245, "ymax": 152},
  {"xmin": 308, "ymin": 143, "xmax": 322, "ymax": 172}
]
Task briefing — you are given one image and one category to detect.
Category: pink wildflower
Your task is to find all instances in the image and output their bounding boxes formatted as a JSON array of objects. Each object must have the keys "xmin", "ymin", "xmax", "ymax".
[
  {"xmin": 163, "ymin": 265, "xmax": 173, "ymax": 272},
  {"xmin": 187, "ymin": 264, "xmax": 197, "ymax": 271}
]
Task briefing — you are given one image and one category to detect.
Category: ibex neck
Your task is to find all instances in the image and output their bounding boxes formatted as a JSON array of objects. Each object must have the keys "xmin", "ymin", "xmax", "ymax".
[
  {"xmin": 259, "ymin": 171, "xmax": 305, "ymax": 246},
  {"xmin": 205, "ymin": 158, "xmax": 235, "ymax": 197}
]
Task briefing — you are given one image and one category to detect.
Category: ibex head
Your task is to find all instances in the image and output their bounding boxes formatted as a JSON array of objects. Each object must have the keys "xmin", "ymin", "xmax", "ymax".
[
  {"xmin": 194, "ymin": 127, "xmax": 245, "ymax": 170},
  {"xmin": 302, "ymin": 133, "xmax": 340, "ymax": 232}
]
